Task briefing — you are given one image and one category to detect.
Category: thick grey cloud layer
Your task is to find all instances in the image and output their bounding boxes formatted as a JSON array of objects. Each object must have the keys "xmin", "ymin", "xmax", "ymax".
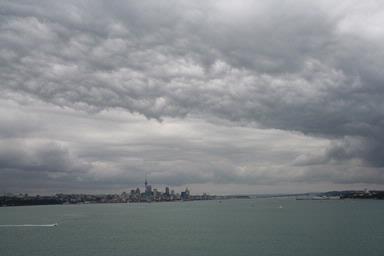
[{"xmin": 1, "ymin": 0, "xmax": 384, "ymax": 193}]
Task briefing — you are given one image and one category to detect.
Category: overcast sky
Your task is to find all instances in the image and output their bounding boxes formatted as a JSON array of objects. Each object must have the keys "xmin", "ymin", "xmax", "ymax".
[{"xmin": 1, "ymin": 0, "xmax": 384, "ymax": 195}]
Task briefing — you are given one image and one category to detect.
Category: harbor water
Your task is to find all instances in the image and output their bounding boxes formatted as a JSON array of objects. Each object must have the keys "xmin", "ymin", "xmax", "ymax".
[{"xmin": 1, "ymin": 198, "xmax": 383, "ymax": 256}]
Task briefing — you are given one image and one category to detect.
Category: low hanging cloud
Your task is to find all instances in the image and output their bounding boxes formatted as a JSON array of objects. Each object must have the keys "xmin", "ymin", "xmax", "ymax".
[
  {"xmin": 0, "ymin": 140, "xmax": 90, "ymax": 174},
  {"xmin": 1, "ymin": 0, "xmax": 384, "ymax": 192}
]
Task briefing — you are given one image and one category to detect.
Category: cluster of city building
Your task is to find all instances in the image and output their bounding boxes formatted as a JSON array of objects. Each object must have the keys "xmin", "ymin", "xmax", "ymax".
[
  {"xmin": 122, "ymin": 178, "xmax": 211, "ymax": 202},
  {"xmin": 0, "ymin": 179, "xmax": 216, "ymax": 207}
]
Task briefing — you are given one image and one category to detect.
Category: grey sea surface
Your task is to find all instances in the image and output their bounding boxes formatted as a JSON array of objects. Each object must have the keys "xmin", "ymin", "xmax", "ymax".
[{"xmin": 0, "ymin": 198, "xmax": 383, "ymax": 256}]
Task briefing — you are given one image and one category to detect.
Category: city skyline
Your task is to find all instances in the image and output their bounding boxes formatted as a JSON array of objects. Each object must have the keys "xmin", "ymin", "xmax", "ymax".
[{"xmin": 1, "ymin": 1, "xmax": 384, "ymax": 195}]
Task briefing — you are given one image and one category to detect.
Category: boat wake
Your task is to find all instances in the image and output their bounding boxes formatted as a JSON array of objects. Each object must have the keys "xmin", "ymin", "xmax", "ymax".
[{"xmin": 0, "ymin": 223, "xmax": 58, "ymax": 227}]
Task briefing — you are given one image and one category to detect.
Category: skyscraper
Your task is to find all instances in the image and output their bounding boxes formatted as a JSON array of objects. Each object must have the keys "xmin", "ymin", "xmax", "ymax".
[{"xmin": 165, "ymin": 187, "xmax": 170, "ymax": 196}]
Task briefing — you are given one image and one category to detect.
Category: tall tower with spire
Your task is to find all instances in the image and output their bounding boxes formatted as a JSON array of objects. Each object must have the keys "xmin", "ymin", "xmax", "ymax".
[{"xmin": 144, "ymin": 174, "xmax": 152, "ymax": 195}]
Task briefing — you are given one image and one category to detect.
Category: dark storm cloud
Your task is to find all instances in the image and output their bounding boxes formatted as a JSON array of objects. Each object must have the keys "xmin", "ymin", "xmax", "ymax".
[{"xmin": 1, "ymin": 0, "xmax": 384, "ymax": 192}]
